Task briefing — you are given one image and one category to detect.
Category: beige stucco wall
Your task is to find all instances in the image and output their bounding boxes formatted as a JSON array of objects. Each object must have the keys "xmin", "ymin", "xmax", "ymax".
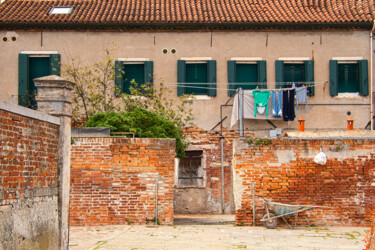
[{"xmin": 0, "ymin": 30, "xmax": 372, "ymax": 130}]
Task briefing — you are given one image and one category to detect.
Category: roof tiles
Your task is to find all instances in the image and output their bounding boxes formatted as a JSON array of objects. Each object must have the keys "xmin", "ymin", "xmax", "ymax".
[{"xmin": 0, "ymin": 0, "xmax": 374, "ymax": 29}]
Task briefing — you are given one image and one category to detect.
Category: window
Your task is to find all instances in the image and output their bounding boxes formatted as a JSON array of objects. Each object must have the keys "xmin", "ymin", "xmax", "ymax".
[
  {"xmin": 329, "ymin": 60, "xmax": 368, "ymax": 96},
  {"xmin": 177, "ymin": 60, "xmax": 216, "ymax": 96},
  {"xmin": 284, "ymin": 63, "xmax": 305, "ymax": 82},
  {"xmin": 49, "ymin": 7, "xmax": 74, "ymax": 15},
  {"xmin": 115, "ymin": 60, "xmax": 153, "ymax": 95},
  {"xmin": 178, "ymin": 151, "xmax": 203, "ymax": 187},
  {"xmin": 227, "ymin": 60, "xmax": 266, "ymax": 96},
  {"xmin": 275, "ymin": 60, "xmax": 314, "ymax": 96},
  {"xmin": 18, "ymin": 53, "xmax": 61, "ymax": 109}
]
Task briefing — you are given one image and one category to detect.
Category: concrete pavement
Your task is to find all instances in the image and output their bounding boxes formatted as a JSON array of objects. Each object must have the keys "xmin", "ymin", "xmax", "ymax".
[{"xmin": 69, "ymin": 223, "xmax": 369, "ymax": 250}]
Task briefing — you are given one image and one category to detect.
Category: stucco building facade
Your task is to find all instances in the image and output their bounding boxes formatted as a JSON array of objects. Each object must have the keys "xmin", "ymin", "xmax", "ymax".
[{"xmin": 1, "ymin": 0, "xmax": 375, "ymax": 214}]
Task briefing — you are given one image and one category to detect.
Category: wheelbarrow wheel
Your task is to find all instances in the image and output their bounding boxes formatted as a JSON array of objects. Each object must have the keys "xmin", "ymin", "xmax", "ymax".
[{"xmin": 262, "ymin": 213, "xmax": 278, "ymax": 229}]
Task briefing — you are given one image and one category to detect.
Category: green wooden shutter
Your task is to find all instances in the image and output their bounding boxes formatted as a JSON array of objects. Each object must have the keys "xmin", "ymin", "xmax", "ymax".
[
  {"xmin": 144, "ymin": 61, "xmax": 153, "ymax": 85},
  {"xmin": 227, "ymin": 60, "xmax": 236, "ymax": 96},
  {"xmin": 305, "ymin": 60, "xmax": 314, "ymax": 96},
  {"xmin": 114, "ymin": 60, "xmax": 123, "ymax": 96},
  {"xmin": 49, "ymin": 54, "xmax": 61, "ymax": 76},
  {"xmin": 18, "ymin": 54, "xmax": 29, "ymax": 107},
  {"xmin": 177, "ymin": 60, "xmax": 186, "ymax": 96},
  {"xmin": 275, "ymin": 60, "xmax": 284, "ymax": 89},
  {"xmin": 144, "ymin": 61, "xmax": 153, "ymax": 94},
  {"xmin": 359, "ymin": 60, "xmax": 369, "ymax": 96},
  {"xmin": 257, "ymin": 60, "xmax": 267, "ymax": 89},
  {"xmin": 207, "ymin": 60, "xmax": 217, "ymax": 97},
  {"xmin": 329, "ymin": 60, "xmax": 338, "ymax": 96}
]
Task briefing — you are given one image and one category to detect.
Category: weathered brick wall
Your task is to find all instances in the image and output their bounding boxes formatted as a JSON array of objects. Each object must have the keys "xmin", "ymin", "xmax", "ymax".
[
  {"xmin": 174, "ymin": 127, "xmax": 253, "ymax": 214},
  {"xmin": 70, "ymin": 137, "xmax": 175, "ymax": 226},
  {"xmin": 233, "ymin": 138, "xmax": 375, "ymax": 226},
  {"xmin": 0, "ymin": 103, "xmax": 60, "ymax": 249}
]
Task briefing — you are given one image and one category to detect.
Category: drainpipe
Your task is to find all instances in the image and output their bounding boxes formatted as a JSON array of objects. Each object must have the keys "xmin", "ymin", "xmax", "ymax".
[
  {"xmin": 220, "ymin": 136, "xmax": 225, "ymax": 214},
  {"xmin": 370, "ymin": 21, "xmax": 375, "ymax": 131},
  {"xmin": 155, "ymin": 176, "xmax": 158, "ymax": 225},
  {"xmin": 238, "ymin": 88, "xmax": 244, "ymax": 137}
]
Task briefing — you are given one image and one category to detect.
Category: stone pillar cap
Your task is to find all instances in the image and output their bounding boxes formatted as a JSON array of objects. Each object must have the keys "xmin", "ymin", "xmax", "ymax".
[{"xmin": 34, "ymin": 75, "xmax": 75, "ymax": 89}]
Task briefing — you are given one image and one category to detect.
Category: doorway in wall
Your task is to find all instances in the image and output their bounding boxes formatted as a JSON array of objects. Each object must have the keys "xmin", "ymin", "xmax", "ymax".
[{"xmin": 173, "ymin": 149, "xmax": 235, "ymax": 225}]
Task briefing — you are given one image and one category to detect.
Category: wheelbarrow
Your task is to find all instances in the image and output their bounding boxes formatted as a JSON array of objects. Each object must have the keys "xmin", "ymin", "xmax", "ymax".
[{"xmin": 260, "ymin": 198, "xmax": 330, "ymax": 229}]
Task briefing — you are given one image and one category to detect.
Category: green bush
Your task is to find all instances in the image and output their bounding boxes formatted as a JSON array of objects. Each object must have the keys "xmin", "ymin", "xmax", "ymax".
[{"xmin": 86, "ymin": 108, "xmax": 186, "ymax": 158}]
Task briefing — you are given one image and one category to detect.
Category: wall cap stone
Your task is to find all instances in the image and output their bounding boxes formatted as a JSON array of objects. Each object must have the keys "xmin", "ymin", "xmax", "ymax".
[
  {"xmin": 0, "ymin": 100, "xmax": 60, "ymax": 125},
  {"xmin": 34, "ymin": 75, "xmax": 75, "ymax": 90},
  {"xmin": 285, "ymin": 137, "xmax": 375, "ymax": 140}
]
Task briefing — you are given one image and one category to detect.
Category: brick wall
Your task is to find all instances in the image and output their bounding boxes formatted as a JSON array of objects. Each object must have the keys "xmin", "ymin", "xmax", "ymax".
[
  {"xmin": 174, "ymin": 127, "xmax": 253, "ymax": 214},
  {"xmin": 233, "ymin": 138, "xmax": 375, "ymax": 226},
  {"xmin": 70, "ymin": 137, "xmax": 175, "ymax": 226},
  {"xmin": 0, "ymin": 102, "xmax": 60, "ymax": 249}
]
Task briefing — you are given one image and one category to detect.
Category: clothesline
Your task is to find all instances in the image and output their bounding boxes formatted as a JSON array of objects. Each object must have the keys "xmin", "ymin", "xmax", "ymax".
[
  {"xmin": 230, "ymin": 82, "xmax": 313, "ymax": 130},
  {"xmin": 164, "ymin": 81, "xmax": 328, "ymax": 91}
]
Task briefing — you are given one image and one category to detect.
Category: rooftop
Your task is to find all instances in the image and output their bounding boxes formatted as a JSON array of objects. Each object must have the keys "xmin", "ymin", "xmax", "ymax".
[{"xmin": 0, "ymin": 0, "xmax": 375, "ymax": 30}]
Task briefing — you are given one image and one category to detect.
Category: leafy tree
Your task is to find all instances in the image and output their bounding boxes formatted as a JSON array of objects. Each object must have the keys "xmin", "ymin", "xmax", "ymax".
[
  {"xmin": 62, "ymin": 46, "xmax": 194, "ymax": 156},
  {"xmin": 62, "ymin": 47, "xmax": 119, "ymax": 126},
  {"xmin": 62, "ymin": 47, "xmax": 194, "ymax": 130},
  {"xmin": 121, "ymin": 81, "xmax": 194, "ymax": 130},
  {"xmin": 86, "ymin": 108, "xmax": 186, "ymax": 158}
]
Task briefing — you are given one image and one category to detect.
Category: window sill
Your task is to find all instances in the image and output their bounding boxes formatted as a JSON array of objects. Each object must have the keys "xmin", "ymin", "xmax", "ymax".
[
  {"xmin": 187, "ymin": 95, "xmax": 213, "ymax": 101},
  {"xmin": 336, "ymin": 92, "xmax": 360, "ymax": 98},
  {"xmin": 123, "ymin": 95, "xmax": 148, "ymax": 100}
]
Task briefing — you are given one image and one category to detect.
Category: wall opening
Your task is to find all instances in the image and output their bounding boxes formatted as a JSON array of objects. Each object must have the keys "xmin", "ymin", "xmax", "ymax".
[{"xmin": 178, "ymin": 150, "xmax": 204, "ymax": 187}]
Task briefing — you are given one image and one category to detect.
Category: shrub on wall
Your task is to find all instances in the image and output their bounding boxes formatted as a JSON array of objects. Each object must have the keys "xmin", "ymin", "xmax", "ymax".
[{"xmin": 86, "ymin": 108, "xmax": 186, "ymax": 158}]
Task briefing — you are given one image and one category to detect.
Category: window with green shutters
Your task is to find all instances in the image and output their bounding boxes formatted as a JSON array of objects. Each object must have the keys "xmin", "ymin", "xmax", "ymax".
[
  {"xmin": 115, "ymin": 61, "xmax": 153, "ymax": 95},
  {"xmin": 275, "ymin": 60, "xmax": 314, "ymax": 96},
  {"xmin": 177, "ymin": 60, "xmax": 216, "ymax": 96},
  {"xmin": 227, "ymin": 60, "xmax": 266, "ymax": 96},
  {"xmin": 18, "ymin": 53, "xmax": 61, "ymax": 109},
  {"xmin": 284, "ymin": 64, "xmax": 305, "ymax": 83},
  {"xmin": 329, "ymin": 60, "xmax": 368, "ymax": 96}
]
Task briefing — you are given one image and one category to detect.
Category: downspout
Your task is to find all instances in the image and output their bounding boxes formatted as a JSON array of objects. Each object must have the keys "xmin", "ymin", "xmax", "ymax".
[
  {"xmin": 370, "ymin": 21, "xmax": 375, "ymax": 131},
  {"xmin": 221, "ymin": 136, "xmax": 225, "ymax": 214}
]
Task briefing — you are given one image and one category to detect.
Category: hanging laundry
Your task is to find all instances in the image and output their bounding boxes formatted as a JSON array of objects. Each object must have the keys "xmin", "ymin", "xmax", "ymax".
[
  {"xmin": 282, "ymin": 89, "xmax": 295, "ymax": 121},
  {"xmin": 230, "ymin": 90, "xmax": 280, "ymax": 128},
  {"xmin": 295, "ymin": 86, "xmax": 308, "ymax": 112},
  {"xmin": 271, "ymin": 90, "xmax": 282, "ymax": 118},
  {"xmin": 252, "ymin": 90, "xmax": 271, "ymax": 118}
]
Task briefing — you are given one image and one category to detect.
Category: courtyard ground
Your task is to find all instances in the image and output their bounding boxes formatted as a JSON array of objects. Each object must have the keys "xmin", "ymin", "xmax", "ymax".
[{"xmin": 69, "ymin": 215, "xmax": 369, "ymax": 250}]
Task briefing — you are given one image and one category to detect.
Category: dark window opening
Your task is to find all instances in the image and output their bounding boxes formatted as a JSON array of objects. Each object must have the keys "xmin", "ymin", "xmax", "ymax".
[
  {"xmin": 283, "ymin": 63, "xmax": 305, "ymax": 83},
  {"xmin": 329, "ymin": 60, "xmax": 368, "ymax": 96},
  {"xmin": 275, "ymin": 60, "xmax": 314, "ymax": 95},
  {"xmin": 236, "ymin": 63, "xmax": 258, "ymax": 90},
  {"xmin": 178, "ymin": 150, "xmax": 203, "ymax": 187},
  {"xmin": 123, "ymin": 63, "xmax": 145, "ymax": 94},
  {"xmin": 177, "ymin": 60, "xmax": 216, "ymax": 97},
  {"xmin": 227, "ymin": 60, "xmax": 267, "ymax": 96},
  {"xmin": 114, "ymin": 60, "xmax": 153, "ymax": 96},
  {"xmin": 338, "ymin": 63, "xmax": 359, "ymax": 93},
  {"xmin": 18, "ymin": 53, "xmax": 61, "ymax": 109},
  {"xmin": 185, "ymin": 63, "xmax": 208, "ymax": 95}
]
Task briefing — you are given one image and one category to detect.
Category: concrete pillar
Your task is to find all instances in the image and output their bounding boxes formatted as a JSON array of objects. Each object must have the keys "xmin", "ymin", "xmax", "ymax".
[{"xmin": 34, "ymin": 75, "xmax": 75, "ymax": 250}]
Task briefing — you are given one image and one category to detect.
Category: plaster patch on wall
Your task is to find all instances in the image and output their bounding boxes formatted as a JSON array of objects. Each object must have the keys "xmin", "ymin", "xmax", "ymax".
[
  {"xmin": 267, "ymin": 162, "xmax": 282, "ymax": 167},
  {"xmin": 296, "ymin": 148, "xmax": 374, "ymax": 161},
  {"xmin": 233, "ymin": 139, "xmax": 249, "ymax": 155},
  {"xmin": 232, "ymin": 160, "xmax": 245, "ymax": 211},
  {"xmin": 186, "ymin": 143, "xmax": 217, "ymax": 150},
  {"xmin": 275, "ymin": 150, "xmax": 296, "ymax": 164},
  {"xmin": 325, "ymin": 149, "xmax": 374, "ymax": 161}
]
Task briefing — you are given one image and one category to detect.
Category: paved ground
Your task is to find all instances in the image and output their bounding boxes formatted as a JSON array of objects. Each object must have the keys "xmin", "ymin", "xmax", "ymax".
[{"xmin": 69, "ymin": 215, "xmax": 369, "ymax": 250}]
